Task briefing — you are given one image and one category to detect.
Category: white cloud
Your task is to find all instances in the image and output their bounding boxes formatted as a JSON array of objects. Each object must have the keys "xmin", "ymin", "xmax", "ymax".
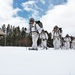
[
  {"xmin": 0, "ymin": 0, "xmax": 28, "ymax": 29},
  {"xmin": 40, "ymin": 0, "xmax": 75, "ymax": 37},
  {"xmin": 22, "ymin": 1, "xmax": 35, "ymax": 11},
  {"xmin": 1, "ymin": 0, "xmax": 75, "ymax": 37},
  {"xmin": 0, "ymin": 0, "xmax": 13, "ymax": 20},
  {"xmin": 22, "ymin": 0, "xmax": 42, "ymax": 19},
  {"xmin": 28, "ymin": 0, "xmax": 45, "ymax": 4},
  {"xmin": 39, "ymin": 0, "xmax": 45, "ymax": 4}
]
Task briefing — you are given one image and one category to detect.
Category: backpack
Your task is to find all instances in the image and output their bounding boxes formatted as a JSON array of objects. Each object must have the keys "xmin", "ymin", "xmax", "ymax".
[
  {"xmin": 35, "ymin": 20, "xmax": 43, "ymax": 28},
  {"xmin": 30, "ymin": 21, "xmax": 43, "ymax": 34},
  {"xmin": 59, "ymin": 28, "xmax": 62, "ymax": 33}
]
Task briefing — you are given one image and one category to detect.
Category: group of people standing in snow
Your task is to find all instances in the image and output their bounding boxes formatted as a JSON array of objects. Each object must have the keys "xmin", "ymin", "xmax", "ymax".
[{"xmin": 27, "ymin": 18, "xmax": 75, "ymax": 50}]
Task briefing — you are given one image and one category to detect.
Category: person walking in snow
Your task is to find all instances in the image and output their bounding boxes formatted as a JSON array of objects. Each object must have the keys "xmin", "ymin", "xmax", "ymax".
[
  {"xmin": 27, "ymin": 18, "xmax": 42, "ymax": 50},
  {"xmin": 64, "ymin": 34, "xmax": 71, "ymax": 49},
  {"xmin": 40, "ymin": 30, "xmax": 48, "ymax": 49},
  {"xmin": 52, "ymin": 25, "xmax": 61, "ymax": 49}
]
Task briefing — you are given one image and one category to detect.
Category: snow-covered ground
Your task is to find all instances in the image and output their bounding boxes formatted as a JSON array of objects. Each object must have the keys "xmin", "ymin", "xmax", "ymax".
[{"xmin": 0, "ymin": 47, "xmax": 75, "ymax": 75}]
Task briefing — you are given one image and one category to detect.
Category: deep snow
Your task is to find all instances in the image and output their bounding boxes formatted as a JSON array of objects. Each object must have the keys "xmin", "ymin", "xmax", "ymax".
[{"xmin": 0, "ymin": 47, "xmax": 75, "ymax": 75}]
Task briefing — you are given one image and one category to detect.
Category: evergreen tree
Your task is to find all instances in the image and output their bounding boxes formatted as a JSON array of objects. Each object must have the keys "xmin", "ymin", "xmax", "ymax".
[
  {"xmin": 21, "ymin": 27, "xmax": 26, "ymax": 38},
  {"xmin": 2, "ymin": 24, "xmax": 6, "ymax": 32}
]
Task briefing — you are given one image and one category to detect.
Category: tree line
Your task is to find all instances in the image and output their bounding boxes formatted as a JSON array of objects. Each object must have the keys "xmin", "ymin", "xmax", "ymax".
[{"xmin": 0, "ymin": 24, "xmax": 53, "ymax": 47}]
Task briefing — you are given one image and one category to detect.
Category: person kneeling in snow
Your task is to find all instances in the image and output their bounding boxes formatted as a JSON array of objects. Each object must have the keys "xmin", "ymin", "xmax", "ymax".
[{"xmin": 40, "ymin": 30, "xmax": 48, "ymax": 49}]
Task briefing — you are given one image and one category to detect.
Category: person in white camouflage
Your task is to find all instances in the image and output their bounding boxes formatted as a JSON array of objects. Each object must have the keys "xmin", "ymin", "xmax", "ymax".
[
  {"xmin": 40, "ymin": 30, "xmax": 48, "ymax": 49},
  {"xmin": 64, "ymin": 34, "xmax": 71, "ymax": 49},
  {"xmin": 27, "ymin": 18, "xmax": 42, "ymax": 50},
  {"xmin": 52, "ymin": 25, "xmax": 61, "ymax": 49}
]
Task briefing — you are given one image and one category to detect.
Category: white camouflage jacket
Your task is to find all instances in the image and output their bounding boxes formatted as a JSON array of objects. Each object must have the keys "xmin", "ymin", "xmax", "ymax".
[
  {"xmin": 40, "ymin": 32, "xmax": 48, "ymax": 40},
  {"xmin": 27, "ymin": 22, "xmax": 42, "ymax": 34}
]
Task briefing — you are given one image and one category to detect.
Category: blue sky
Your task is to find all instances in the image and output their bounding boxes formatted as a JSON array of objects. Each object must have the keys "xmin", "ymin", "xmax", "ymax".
[
  {"xmin": 13, "ymin": 0, "xmax": 67, "ymax": 20},
  {"xmin": 0, "ymin": 0, "xmax": 75, "ymax": 36}
]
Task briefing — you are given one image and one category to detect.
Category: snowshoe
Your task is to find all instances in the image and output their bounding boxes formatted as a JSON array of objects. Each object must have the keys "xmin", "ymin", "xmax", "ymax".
[{"xmin": 29, "ymin": 48, "xmax": 38, "ymax": 50}]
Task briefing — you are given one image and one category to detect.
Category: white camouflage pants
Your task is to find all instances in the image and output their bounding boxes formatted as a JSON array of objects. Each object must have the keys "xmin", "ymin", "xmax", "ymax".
[
  {"xmin": 53, "ymin": 38, "xmax": 61, "ymax": 49},
  {"xmin": 64, "ymin": 42, "xmax": 70, "ymax": 49},
  {"xmin": 72, "ymin": 42, "xmax": 75, "ymax": 49},
  {"xmin": 41, "ymin": 39, "xmax": 47, "ymax": 49},
  {"xmin": 71, "ymin": 42, "xmax": 75, "ymax": 49},
  {"xmin": 32, "ymin": 32, "xmax": 39, "ymax": 49}
]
